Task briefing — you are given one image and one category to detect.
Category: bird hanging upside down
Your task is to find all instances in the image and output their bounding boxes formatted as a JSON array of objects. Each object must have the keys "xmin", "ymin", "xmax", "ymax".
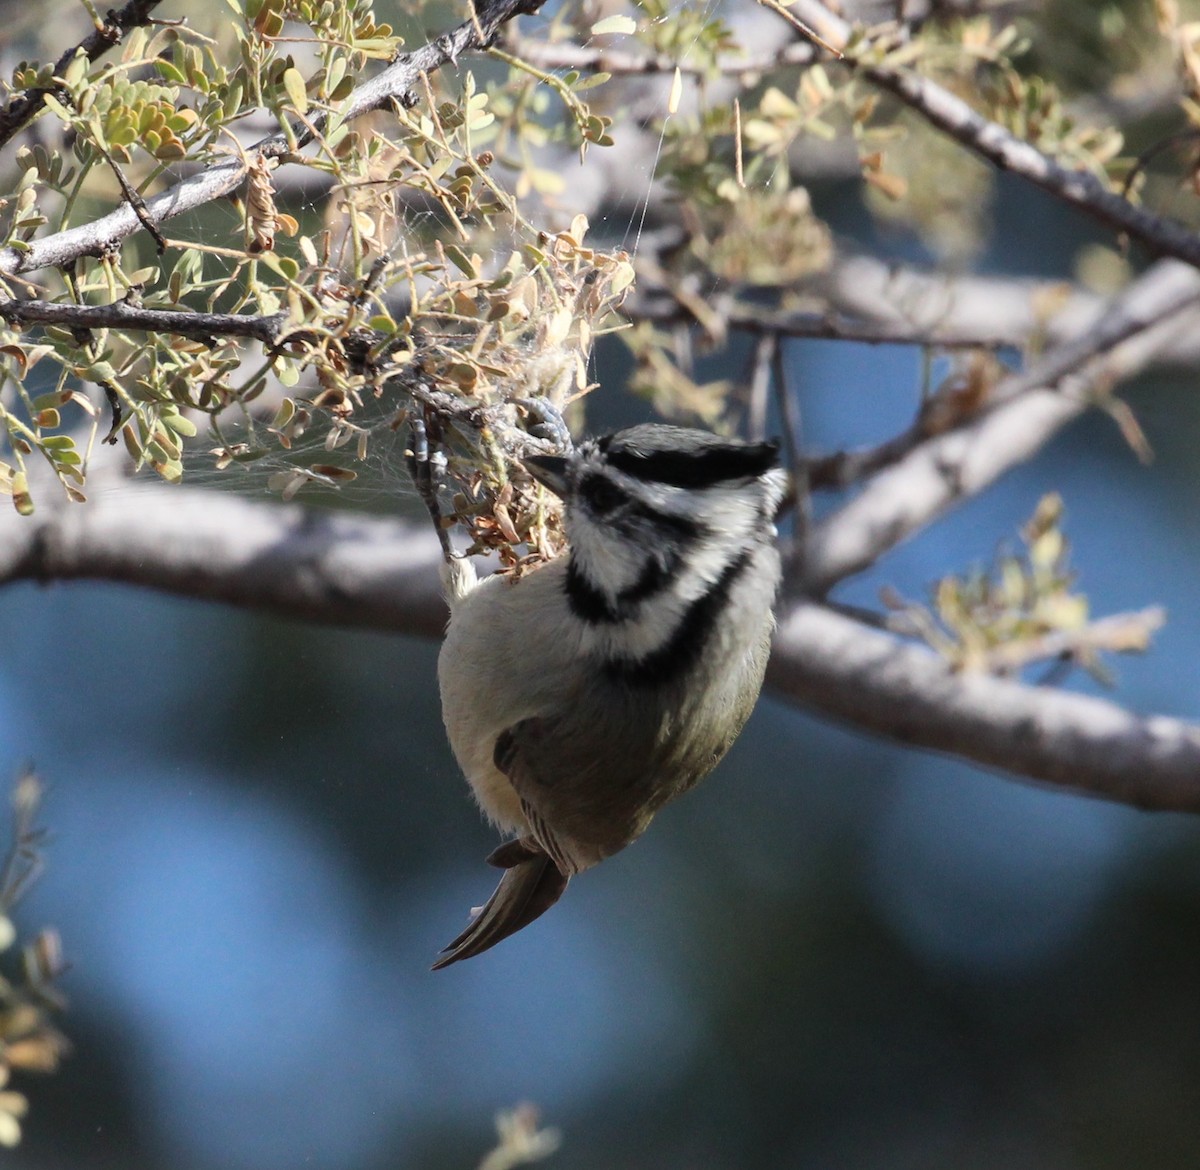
[{"xmin": 423, "ymin": 423, "xmax": 786, "ymax": 968}]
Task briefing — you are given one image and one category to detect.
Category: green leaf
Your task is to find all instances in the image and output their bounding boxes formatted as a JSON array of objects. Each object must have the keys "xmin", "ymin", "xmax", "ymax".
[
  {"xmin": 41, "ymin": 93, "xmax": 76, "ymax": 123},
  {"xmin": 445, "ymin": 245, "xmax": 478, "ymax": 278},
  {"xmin": 155, "ymin": 58, "xmax": 188, "ymax": 85},
  {"xmin": 282, "ymin": 67, "xmax": 308, "ymax": 114},
  {"xmin": 163, "ymin": 413, "xmax": 198, "ymax": 437},
  {"xmin": 60, "ymin": 51, "xmax": 89, "ymax": 88}
]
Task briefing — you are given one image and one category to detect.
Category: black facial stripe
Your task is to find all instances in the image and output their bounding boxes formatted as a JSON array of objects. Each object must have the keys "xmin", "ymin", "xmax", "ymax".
[
  {"xmin": 603, "ymin": 547, "xmax": 754, "ymax": 688},
  {"xmin": 576, "ymin": 467, "xmax": 705, "ymax": 543},
  {"xmin": 578, "ymin": 472, "xmax": 628, "ymax": 516},
  {"xmin": 565, "ymin": 559, "xmax": 619, "ymax": 623},
  {"xmin": 604, "ymin": 440, "xmax": 779, "ymax": 489},
  {"xmin": 627, "ymin": 501, "xmax": 703, "ymax": 542},
  {"xmin": 565, "ymin": 551, "xmax": 677, "ymax": 625}
]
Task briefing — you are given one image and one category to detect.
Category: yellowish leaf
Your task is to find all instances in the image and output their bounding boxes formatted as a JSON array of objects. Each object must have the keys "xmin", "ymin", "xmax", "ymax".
[
  {"xmin": 590, "ymin": 14, "xmax": 636, "ymax": 35},
  {"xmin": 282, "ymin": 67, "xmax": 308, "ymax": 114}
]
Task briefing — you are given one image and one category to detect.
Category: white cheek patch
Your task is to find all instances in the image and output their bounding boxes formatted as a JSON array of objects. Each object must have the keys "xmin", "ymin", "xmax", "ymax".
[
  {"xmin": 567, "ymin": 510, "xmax": 648, "ymax": 595},
  {"xmin": 693, "ymin": 485, "xmax": 763, "ymax": 537},
  {"xmin": 578, "ymin": 592, "xmax": 689, "ymax": 660}
]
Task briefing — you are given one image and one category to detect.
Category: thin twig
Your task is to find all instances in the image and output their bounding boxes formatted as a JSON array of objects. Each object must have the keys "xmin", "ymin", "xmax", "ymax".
[
  {"xmin": 95, "ymin": 140, "xmax": 167, "ymax": 253},
  {"xmin": 755, "ymin": 0, "xmax": 844, "ymax": 57}
]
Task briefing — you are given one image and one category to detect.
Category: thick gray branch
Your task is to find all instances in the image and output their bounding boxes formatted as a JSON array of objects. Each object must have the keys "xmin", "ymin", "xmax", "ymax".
[
  {"xmin": 499, "ymin": 29, "xmax": 816, "ymax": 77},
  {"xmin": 769, "ymin": 602, "xmax": 1200, "ymax": 812},
  {"xmin": 626, "ymin": 240, "xmax": 1200, "ymax": 372},
  {"xmin": 0, "ymin": 476, "xmax": 447, "ymax": 638},
  {"xmin": 812, "ymin": 256, "xmax": 1200, "ymax": 368},
  {"xmin": 3, "ymin": 480, "xmax": 1198, "ymax": 812}
]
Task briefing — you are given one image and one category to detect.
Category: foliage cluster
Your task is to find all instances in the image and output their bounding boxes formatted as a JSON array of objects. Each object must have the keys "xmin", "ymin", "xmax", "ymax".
[
  {"xmin": 0, "ymin": 0, "xmax": 1184, "ymax": 542},
  {"xmin": 883, "ymin": 493, "xmax": 1163, "ymax": 680},
  {"xmin": 0, "ymin": 0, "xmax": 1190, "ymax": 574},
  {"xmin": 0, "ymin": 773, "xmax": 68, "ymax": 1148}
]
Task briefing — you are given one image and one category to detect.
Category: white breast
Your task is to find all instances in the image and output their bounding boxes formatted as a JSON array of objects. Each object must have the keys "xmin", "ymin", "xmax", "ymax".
[{"xmin": 437, "ymin": 558, "xmax": 581, "ymax": 832}]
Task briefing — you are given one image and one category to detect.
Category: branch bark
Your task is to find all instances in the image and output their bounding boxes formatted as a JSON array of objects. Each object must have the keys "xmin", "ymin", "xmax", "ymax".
[
  {"xmin": 800, "ymin": 260, "xmax": 1200, "ymax": 592},
  {"xmin": 0, "ymin": 298, "xmax": 287, "ymax": 344},
  {"xmin": 4, "ymin": 479, "xmax": 1197, "ymax": 813},
  {"xmin": 614, "ymin": 233, "xmax": 1200, "ymax": 374},
  {"xmin": 498, "ymin": 28, "xmax": 816, "ymax": 78},
  {"xmin": 768, "ymin": 602, "xmax": 1200, "ymax": 812},
  {"xmin": 810, "ymin": 256, "xmax": 1200, "ymax": 367},
  {"xmin": 0, "ymin": 474, "xmax": 447, "ymax": 638}
]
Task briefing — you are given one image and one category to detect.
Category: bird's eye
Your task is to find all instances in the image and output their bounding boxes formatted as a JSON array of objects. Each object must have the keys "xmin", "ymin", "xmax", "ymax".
[{"xmin": 579, "ymin": 473, "xmax": 627, "ymax": 516}]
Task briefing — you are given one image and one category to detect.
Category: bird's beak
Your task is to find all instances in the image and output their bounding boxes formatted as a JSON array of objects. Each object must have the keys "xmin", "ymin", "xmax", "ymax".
[{"xmin": 523, "ymin": 454, "xmax": 571, "ymax": 499}]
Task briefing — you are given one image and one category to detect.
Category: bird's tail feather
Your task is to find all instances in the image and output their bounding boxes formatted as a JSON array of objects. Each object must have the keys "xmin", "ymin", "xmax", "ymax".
[{"xmin": 431, "ymin": 840, "xmax": 568, "ymax": 970}]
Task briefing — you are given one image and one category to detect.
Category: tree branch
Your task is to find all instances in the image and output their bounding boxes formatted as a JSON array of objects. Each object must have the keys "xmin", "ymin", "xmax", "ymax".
[
  {"xmin": 784, "ymin": 0, "xmax": 1200, "ymax": 271},
  {"xmin": 624, "ymin": 233, "xmax": 1200, "ymax": 373},
  {"xmin": 809, "ymin": 256, "xmax": 1200, "ymax": 370},
  {"xmin": 800, "ymin": 260, "xmax": 1200, "ymax": 592},
  {"xmin": 497, "ymin": 29, "xmax": 816, "ymax": 78},
  {"xmin": 4, "ymin": 478, "xmax": 1198, "ymax": 813},
  {"xmin": 0, "ymin": 474, "xmax": 447, "ymax": 638},
  {"xmin": 0, "ymin": 298, "xmax": 287, "ymax": 344},
  {"xmin": 768, "ymin": 601, "xmax": 1200, "ymax": 813}
]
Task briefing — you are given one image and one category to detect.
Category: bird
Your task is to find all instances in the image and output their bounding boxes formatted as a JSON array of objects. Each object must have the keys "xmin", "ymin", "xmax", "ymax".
[{"xmin": 429, "ymin": 422, "xmax": 787, "ymax": 968}]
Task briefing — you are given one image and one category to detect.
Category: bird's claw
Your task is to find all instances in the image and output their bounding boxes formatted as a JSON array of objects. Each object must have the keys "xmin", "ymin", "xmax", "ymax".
[
  {"xmin": 406, "ymin": 417, "xmax": 455, "ymax": 562},
  {"xmin": 516, "ymin": 398, "xmax": 573, "ymax": 453}
]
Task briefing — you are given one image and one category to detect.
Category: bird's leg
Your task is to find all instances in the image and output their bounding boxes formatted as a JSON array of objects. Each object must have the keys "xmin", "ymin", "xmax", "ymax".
[
  {"xmin": 405, "ymin": 416, "xmax": 455, "ymax": 563},
  {"xmin": 516, "ymin": 397, "xmax": 574, "ymax": 453}
]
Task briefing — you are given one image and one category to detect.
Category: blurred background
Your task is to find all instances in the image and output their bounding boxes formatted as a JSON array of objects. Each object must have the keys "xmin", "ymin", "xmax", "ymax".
[{"xmin": 5, "ymin": 0, "xmax": 1200, "ymax": 1167}]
